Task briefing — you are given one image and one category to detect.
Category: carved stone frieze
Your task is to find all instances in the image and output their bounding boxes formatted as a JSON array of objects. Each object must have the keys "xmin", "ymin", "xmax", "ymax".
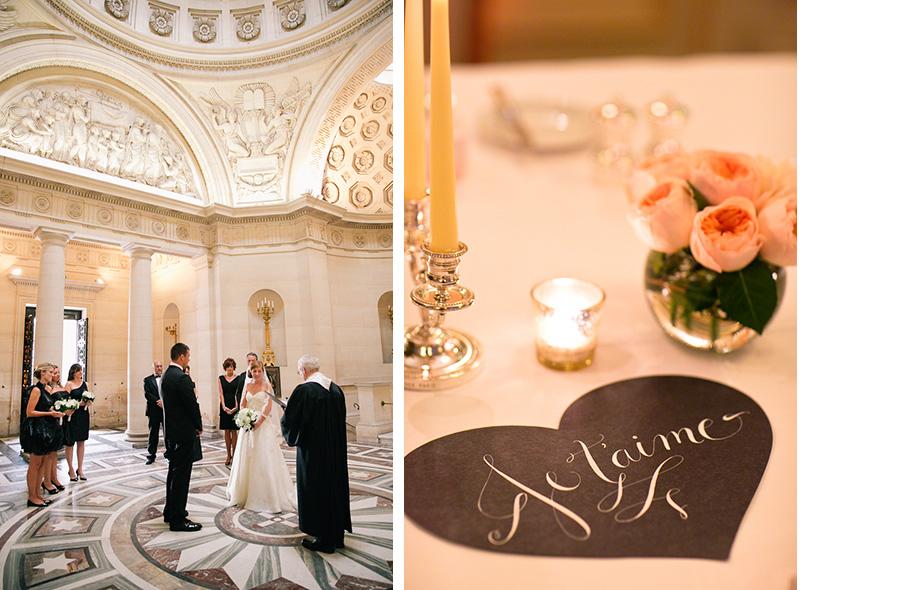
[
  {"xmin": 327, "ymin": 0, "xmax": 350, "ymax": 11},
  {"xmin": 0, "ymin": 85, "xmax": 198, "ymax": 197},
  {"xmin": 0, "ymin": 172, "xmax": 390, "ymax": 253}
]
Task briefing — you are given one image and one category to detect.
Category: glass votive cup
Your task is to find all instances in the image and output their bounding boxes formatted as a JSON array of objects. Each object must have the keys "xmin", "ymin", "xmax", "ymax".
[{"xmin": 530, "ymin": 278, "xmax": 606, "ymax": 371}]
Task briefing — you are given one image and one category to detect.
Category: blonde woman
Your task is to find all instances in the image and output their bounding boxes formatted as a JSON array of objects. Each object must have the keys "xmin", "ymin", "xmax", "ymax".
[
  {"xmin": 41, "ymin": 365, "xmax": 69, "ymax": 495},
  {"xmin": 20, "ymin": 363, "xmax": 64, "ymax": 507}
]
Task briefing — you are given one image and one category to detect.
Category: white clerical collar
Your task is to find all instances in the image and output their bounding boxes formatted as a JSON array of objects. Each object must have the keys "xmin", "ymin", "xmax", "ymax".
[{"xmin": 304, "ymin": 371, "xmax": 332, "ymax": 390}]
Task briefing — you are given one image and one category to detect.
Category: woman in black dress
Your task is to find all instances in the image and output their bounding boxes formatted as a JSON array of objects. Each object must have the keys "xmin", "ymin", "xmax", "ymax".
[
  {"xmin": 41, "ymin": 365, "xmax": 69, "ymax": 495},
  {"xmin": 21, "ymin": 363, "xmax": 65, "ymax": 507},
  {"xmin": 64, "ymin": 363, "xmax": 91, "ymax": 482},
  {"xmin": 218, "ymin": 358, "xmax": 240, "ymax": 467}
]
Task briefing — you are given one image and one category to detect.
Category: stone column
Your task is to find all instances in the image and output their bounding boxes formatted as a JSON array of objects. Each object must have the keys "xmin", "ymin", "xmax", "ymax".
[
  {"xmin": 190, "ymin": 253, "xmax": 218, "ymax": 430},
  {"xmin": 32, "ymin": 228, "xmax": 70, "ymax": 368},
  {"xmin": 124, "ymin": 244, "xmax": 154, "ymax": 443},
  {"xmin": 296, "ymin": 244, "xmax": 337, "ymax": 376}
]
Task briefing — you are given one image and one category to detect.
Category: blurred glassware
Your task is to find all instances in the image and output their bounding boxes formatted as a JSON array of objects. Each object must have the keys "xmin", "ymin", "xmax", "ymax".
[
  {"xmin": 590, "ymin": 99, "xmax": 637, "ymax": 182},
  {"xmin": 478, "ymin": 94, "xmax": 592, "ymax": 154},
  {"xmin": 645, "ymin": 96, "xmax": 688, "ymax": 157}
]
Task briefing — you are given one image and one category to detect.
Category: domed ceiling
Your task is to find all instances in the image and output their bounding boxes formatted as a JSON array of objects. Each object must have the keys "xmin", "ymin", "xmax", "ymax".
[{"xmin": 0, "ymin": 0, "xmax": 392, "ymax": 220}]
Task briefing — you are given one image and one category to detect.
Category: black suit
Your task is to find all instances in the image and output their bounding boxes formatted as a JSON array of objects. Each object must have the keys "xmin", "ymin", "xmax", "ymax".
[
  {"xmin": 143, "ymin": 374, "xmax": 163, "ymax": 458},
  {"xmin": 161, "ymin": 364, "xmax": 202, "ymax": 525}
]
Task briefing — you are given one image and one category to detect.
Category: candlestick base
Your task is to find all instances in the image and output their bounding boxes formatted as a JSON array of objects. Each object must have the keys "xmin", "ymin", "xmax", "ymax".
[
  {"xmin": 404, "ymin": 240, "xmax": 482, "ymax": 390},
  {"xmin": 404, "ymin": 324, "xmax": 481, "ymax": 390}
]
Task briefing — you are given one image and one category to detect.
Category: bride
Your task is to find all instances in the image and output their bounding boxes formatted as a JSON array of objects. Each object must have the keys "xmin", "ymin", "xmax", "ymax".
[{"xmin": 225, "ymin": 360, "xmax": 296, "ymax": 513}]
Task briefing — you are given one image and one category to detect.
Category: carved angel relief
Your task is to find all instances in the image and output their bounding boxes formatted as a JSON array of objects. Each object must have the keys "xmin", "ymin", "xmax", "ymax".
[
  {"xmin": 201, "ymin": 79, "xmax": 311, "ymax": 202},
  {"xmin": 0, "ymin": 86, "xmax": 198, "ymax": 197}
]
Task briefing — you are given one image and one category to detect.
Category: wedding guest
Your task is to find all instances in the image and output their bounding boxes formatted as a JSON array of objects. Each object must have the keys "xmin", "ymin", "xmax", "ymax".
[
  {"xmin": 42, "ymin": 365, "xmax": 68, "ymax": 495},
  {"xmin": 236, "ymin": 352, "xmax": 259, "ymax": 399},
  {"xmin": 143, "ymin": 361, "xmax": 164, "ymax": 465},
  {"xmin": 63, "ymin": 363, "xmax": 91, "ymax": 481},
  {"xmin": 21, "ymin": 363, "xmax": 64, "ymax": 507},
  {"xmin": 282, "ymin": 355, "xmax": 352, "ymax": 553},
  {"xmin": 218, "ymin": 358, "xmax": 240, "ymax": 467}
]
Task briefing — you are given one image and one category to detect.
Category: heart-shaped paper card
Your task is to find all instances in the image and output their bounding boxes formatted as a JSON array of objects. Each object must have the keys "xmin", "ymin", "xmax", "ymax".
[{"xmin": 405, "ymin": 376, "xmax": 772, "ymax": 560}]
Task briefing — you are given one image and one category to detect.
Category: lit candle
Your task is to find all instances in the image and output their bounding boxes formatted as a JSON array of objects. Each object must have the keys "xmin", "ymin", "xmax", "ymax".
[
  {"xmin": 404, "ymin": 0, "xmax": 427, "ymax": 202},
  {"xmin": 531, "ymin": 278, "xmax": 606, "ymax": 371},
  {"xmin": 429, "ymin": 0, "xmax": 459, "ymax": 252}
]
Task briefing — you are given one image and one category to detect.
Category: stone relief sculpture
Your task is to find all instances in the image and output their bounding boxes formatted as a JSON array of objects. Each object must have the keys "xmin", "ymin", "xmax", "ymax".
[
  {"xmin": 0, "ymin": 86, "xmax": 198, "ymax": 197},
  {"xmin": 193, "ymin": 15, "xmax": 217, "ymax": 43},
  {"xmin": 105, "ymin": 0, "xmax": 130, "ymax": 20},
  {"xmin": 278, "ymin": 1, "xmax": 306, "ymax": 30},
  {"xmin": 0, "ymin": 0, "xmax": 17, "ymax": 32},
  {"xmin": 235, "ymin": 12, "xmax": 261, "ymax": 41},
  {"xmin": 149, "ymin": 6, "xmax": 175, "ymax": 36},
  {"xmin": 327, "ymin": 0, "xmax": 350, "ymax": 10},
  {"xmin": 201, "ymin": 78, "xmax": 311, "ymax": 201}
]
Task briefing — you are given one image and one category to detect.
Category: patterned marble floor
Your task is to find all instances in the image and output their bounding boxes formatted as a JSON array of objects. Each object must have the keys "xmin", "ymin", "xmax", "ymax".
[{"xmin": 0, "ymin": 429, "xmax": 393, "ymax": 589}]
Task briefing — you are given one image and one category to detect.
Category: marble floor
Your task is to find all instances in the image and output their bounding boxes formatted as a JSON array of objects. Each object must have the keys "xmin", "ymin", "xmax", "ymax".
[{"xmin": 0, "ymin": 429, "xmax": 393, "ymax": 589}]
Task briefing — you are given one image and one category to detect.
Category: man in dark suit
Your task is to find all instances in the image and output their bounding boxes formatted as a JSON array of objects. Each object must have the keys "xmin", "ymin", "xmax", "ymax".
[
  {"xmin": 161, "ymin": 343, "xmax": 203, "ymax": 532},
  {"xmin": 143, "ymin": 360, "xmax": 164, "ymax": 464},
  {"xmin": 235, "ymin": 352, "xmax": 259, "ymax": 395}
]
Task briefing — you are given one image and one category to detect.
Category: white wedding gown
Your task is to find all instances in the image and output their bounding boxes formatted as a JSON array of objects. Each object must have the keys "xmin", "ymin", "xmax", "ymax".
[{"xmin": 225, "ymin": 390, "xmax": 296, "ymax": 513}]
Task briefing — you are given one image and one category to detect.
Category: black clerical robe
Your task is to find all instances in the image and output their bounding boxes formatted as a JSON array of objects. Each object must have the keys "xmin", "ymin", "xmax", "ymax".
[{"xmin": 282, "ymin": 380, "xmax": 352, "ymax": 543}]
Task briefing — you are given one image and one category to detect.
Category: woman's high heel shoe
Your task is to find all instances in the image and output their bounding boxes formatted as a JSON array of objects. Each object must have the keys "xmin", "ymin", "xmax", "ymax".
[
  {"xmin": 51, "ymin": 482, "xmax": 65, "ymax": 491},
  {"xmin": 41, "ymin": 483, "xmax": 59, "ymax": 495},
  {"xmin": 27, "ymin": 500, "xmax": 48, "ymax": 508},
  {"xmin": 77, "ymin": 473, "xmax": 87, "ymax": 481}
]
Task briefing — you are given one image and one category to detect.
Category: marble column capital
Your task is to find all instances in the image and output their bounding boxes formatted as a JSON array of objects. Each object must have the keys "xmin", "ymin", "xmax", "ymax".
[
  {"xmin": 122, "ymin": 243, "xmax": 155, "ymax": 260},
  {"xmin": 32, "ymin": 227, "xmax": 72, "ymax": 246}
]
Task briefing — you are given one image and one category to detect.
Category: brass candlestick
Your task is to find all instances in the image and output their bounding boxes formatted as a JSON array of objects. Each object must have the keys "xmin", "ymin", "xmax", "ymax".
[
  {"xmin": 256, "ymin": 297, "xmax": 277, "ymax": 367},
  {"xmin": 164, "ymin": 323, "xmax": 178, "ymax": 340},
  {"xmin": 404, "ymin": 197, "xmax": 481, "ymax": 390}
]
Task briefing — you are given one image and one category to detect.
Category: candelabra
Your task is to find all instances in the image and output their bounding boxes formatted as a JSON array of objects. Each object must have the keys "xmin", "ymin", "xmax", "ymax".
[
  {"xmin": 256, "ymin": 297, "xmax": 277, "ymax": 367},
  {"xmin": 404, "ymin": 197, "xmax": 481, "ymax": 390},
  {"xmin": 164, "ymin": 322, "xmax": 178, "ymax": 340}
]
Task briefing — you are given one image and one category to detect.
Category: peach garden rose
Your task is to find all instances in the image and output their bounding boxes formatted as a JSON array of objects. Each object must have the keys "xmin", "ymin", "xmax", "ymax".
[
  {"xmin": 630, "ymin": 179, "xmax": 697, "ymax": 254},
  {"xmin": 690, "ymin": 151, "xmax": 761, "ymax": 206},
  {"xmin": 758, "ymin": 195, "xmax": 797, "ymax": 267},
  {"xmin": 689, "ymin": 196, "xmax": 763, "ymax": 273}
]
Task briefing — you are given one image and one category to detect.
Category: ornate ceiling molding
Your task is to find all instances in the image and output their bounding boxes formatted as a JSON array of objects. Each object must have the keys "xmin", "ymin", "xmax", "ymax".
[{"xmin": 38, "ymin": 0, "xmax": 392, "ymax": 72}]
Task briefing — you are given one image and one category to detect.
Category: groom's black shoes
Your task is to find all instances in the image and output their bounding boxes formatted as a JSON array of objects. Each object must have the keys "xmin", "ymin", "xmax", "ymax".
[
  {"xmin": 169, "ymin": 519, "xmax": 202, "ymax": 532},
  {"xmin": 145, "ymin": 455, "xmax": 155, "ymax": 465},
  {"xmin": 301, "ymin": 538, "xmax": 335, "ymax": 554}
]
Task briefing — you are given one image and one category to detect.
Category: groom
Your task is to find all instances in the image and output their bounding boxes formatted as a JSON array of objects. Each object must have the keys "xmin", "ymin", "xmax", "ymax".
[
  {"xmin": 282, "ymin": 355, "xmax": 351, "ymax": 553},
  {"xmin": 161, "ymin": 343, "xmax": 203, "ymax": 532}
]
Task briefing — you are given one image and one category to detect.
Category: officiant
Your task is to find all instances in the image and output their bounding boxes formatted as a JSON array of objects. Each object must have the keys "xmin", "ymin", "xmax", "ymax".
[{"xmin": 281, "ymin": 355, "xmax": 352, "ymax": 553}]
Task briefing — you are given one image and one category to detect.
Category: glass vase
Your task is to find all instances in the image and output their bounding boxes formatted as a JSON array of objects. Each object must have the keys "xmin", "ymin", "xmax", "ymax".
[{"xmin": 643, "ymin": 251, "xmax": 786, "ymax": 353}]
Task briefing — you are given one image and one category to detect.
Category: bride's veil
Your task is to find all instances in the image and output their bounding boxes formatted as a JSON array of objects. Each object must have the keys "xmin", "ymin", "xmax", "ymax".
[{"xmin": 239, "ymin": 363, "xmax": 285, "ymax": 442}]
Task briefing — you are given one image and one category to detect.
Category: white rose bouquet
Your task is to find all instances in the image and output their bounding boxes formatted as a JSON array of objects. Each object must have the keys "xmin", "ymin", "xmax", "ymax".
[
  {"xmin": 81, "ymin": 391, "xmax": 95, "ymax": 403},
  {"xmin": 234, "ymin": 408, "xmax": 260, "ymax": 431},
  {"xmin": 53, "ymin": 398, "xmax": 80, "ymax": 412},
  {"xmin": 627, "ymin": 150, "xmax": 796, "ymax": 349}
]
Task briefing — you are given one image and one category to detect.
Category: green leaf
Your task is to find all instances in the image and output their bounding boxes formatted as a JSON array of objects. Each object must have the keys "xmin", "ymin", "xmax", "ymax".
[
  {"xmin": 716, "ymin": 258, "xmax": 779, "ymax": 334},
  {"xmin": 687, "ymin": 181, "xmax": 711, "ymax": 210}
]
